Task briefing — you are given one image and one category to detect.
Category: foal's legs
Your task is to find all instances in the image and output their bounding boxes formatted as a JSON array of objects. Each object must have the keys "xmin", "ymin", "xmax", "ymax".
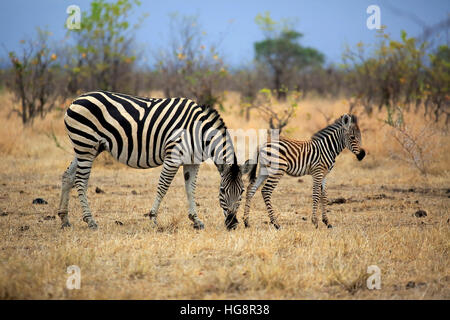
[
  {"xmin": 243, "ymin": 172, "xmax": 268, "ymax": 228},
  {"xmin": 320, "ymin": 177, "xmax": 332, "ymax": 228},
  {"xmin": 260, "ymin": 170, "xmax": 285, "ymax": 230}
]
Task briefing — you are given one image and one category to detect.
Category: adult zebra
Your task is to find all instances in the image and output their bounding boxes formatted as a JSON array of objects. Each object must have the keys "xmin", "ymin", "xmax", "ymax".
[
  {"xmin": 243, "ymin": 114, "xmax": 365, "ymax": 229},
  {"xmin": 58, "ymin": 91, "xmax": 250, "ymax": 231}
]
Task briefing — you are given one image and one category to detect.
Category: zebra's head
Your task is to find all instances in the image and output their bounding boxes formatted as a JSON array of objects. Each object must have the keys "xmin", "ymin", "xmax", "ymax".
[
  {"xmin": 342, "ymin": 114, "xmax": 366, "ymax": 161},
  {"xmin": 217, "ymin": 162, "xmax": 252, "ymax": 230}
]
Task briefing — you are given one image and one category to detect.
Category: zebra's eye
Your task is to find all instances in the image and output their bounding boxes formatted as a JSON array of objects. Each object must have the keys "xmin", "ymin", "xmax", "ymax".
[
  {"xmin": 220, "ymin": 186, "xmax": 225, "ymax": 193},
  {"xmin": 350, "ymin": 135, "xmax": 356, "ymax": 140}
]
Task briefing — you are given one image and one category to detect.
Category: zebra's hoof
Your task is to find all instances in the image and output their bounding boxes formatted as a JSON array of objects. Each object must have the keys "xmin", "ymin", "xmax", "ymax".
[
  {"xmin": 148, "ymin": 215, "xmax": 158, "ymax": 228},
  {"xmin": 272, "ymin": 223, "xmax": 281, "ymax": 230},
  {"xmin": 88, "ymin": 221, "xmax": 98, "ymax": 230},
  {"xmin": 148, "ymin": 211, "xmax": 158, "ymax": 225},
  {"xmin": 327, "ymin": 224, "xmax": 333, "ymax": 229},
  {"xmin": 61, "ymin": 222, "xmax": 72, "ymax": 229},
  {"xmin": 244, "ymin": 221, "xmax": 250, "ymax": 228},
  {"xmin": 226, "ymin": 223, "xmax": 238, "ymax": 231},
  {"xmin": 193, "ymin": 221, "xmax": 204, "ymax": 230},
  {"xmin": 149, "ymin": 221, "xmax": 158, "ymax": 229}
]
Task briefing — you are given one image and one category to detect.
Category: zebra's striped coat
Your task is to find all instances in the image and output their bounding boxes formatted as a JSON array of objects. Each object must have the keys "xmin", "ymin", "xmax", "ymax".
[
  {"xmin": 58, "ymin": 91, "xmax": 248, "ymax": 230},
  {"xmin": 243, "ymin": 114, "xmax": 365, "ymax": 229}
]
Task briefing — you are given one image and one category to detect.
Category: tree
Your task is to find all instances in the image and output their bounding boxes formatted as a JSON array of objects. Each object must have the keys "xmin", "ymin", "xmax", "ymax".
[
  {"xmin": 342, "ymin": 29, "xmax": 448, "ymax": 123},
  {"xmin": 254, "ymin": 12, "xmax": 324, "ymax": 100},
  {"xmin": 425, "ymin": 45, "xmax": 450, "ymax": 124},
  {"xmin": 7, "ymin": 29, "xmax": 61, "ymax": 125},
  {"xmin": 67, "ymin": 0, "xmax": 146, "ymax": 93},
  {"xmin": 156, "ymin": 13, "xmax": 227, "ymax": 108},
  {"xmin": 234, "ymin": 63, "xmax": 269, "ymax": 121}
]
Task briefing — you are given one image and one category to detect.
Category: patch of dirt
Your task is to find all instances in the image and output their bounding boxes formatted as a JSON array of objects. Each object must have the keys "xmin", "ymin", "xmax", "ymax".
[
  {"xmin": 381, "ymin": 186, "xmax": 450, "ymax": 198},
  {"xmin": 328, "ymin": 193, "xmax": 394, "ymax": 205}
]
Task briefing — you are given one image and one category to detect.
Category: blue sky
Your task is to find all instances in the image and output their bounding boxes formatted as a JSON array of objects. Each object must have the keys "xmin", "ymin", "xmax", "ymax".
[{"xmin": 0, "ymin": 0, "xmax": 448, "ymax": 67}]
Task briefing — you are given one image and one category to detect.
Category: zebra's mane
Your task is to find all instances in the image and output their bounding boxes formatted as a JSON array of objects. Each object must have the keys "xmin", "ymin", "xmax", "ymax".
[
  {"xmin": 311, "ymin": 116, "xmax": 344, "ymax": 141},
  {"xmin": 200, "ymin": 104, "xmax": 240, "ymax": 175},
  {"xmin": 200, "ymin": 104, "xmax": 228, "ymax": 130}
]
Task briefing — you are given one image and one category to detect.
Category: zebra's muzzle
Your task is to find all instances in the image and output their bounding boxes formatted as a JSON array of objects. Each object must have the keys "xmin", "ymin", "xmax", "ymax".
[
  {"xmin": 357, "ymin": 149, "xmax": 366, "ymax": 161},
  {"xmin": 225, "ymin": 213, "xmax": 238, "ymax": 230}
]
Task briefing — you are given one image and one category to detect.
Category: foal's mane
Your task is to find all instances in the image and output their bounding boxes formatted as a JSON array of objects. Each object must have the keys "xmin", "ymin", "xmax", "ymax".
[{"xmin": 311, "ymin": 116, "xmax": 344, "ymax": 140}]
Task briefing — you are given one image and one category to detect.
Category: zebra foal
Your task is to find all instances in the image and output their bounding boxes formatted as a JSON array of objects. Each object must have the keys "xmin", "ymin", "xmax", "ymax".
[
  {"xmin": 58, "ymin": 91, "xmax": 250, "ymax": 231},
  {"xmin": 243, "ymin": 114, "xmax": 365, "ymax": 229}
]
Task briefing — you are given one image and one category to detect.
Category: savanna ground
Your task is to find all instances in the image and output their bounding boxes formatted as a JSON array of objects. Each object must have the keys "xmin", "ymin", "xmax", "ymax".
[{"xmin": 0, "ymin": 90, "xmax": 448, "ymax": 299}]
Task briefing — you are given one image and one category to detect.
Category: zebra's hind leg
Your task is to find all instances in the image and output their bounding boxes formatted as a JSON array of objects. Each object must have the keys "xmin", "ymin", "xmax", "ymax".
[
  {"xmin": 243, "ymin": 172, "xmax": 268, "ymax": 228},
  {"xmin": 74, "ymin": 156, "xmax": 98, "ymax": 230},
  {"xmin": 261, "ymin": 171, "xmax": 284, "ymax": 230},
  {"xmin": 57, "ymin": 158, "xmax": 77, "ymax": 229},
  {"xmin": 183, "ymin": 164, "xmax": 204, "ymax": 230},
  {"xmin": 320, "ymin": 177, "xmax": 332, "ymax": 229},
  {"xmin": 148, "ymin": 160, "xmax": 180, "ymax": 227}
]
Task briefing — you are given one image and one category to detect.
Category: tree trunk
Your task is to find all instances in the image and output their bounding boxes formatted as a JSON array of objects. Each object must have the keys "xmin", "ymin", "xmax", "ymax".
[{"xmin": 274, "ymin": 71, "xmax": 286, "ymax": 101}]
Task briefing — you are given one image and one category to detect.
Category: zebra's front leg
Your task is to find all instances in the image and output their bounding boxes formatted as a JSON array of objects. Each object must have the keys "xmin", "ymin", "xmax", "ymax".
[
  {"xmin": 311, "ymin": 174, "xmax": 323, "ymax": 229},
  {"xmin": 261, "ymin": 173, "xmax": 283, "ymax": 230},
  {"xmin": 320, "ymin": 177, "xmax": 332, "ymax": 228},
  {"xmin": 148, "ymin": 160, "xmax": 180, "ymax": 227},
  {"xmin": 243, "ymin": 173, "xmax": 268, "ymax": 228},
  {"xmin": 183, "ymin": 164, "xmax": 204, "ymax": 230},
  {"xmin": 57, "ymin": 158, "xmax": 77, "ymax": 229}
]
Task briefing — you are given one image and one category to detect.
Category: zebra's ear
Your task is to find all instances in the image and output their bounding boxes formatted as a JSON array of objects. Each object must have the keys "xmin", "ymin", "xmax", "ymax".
[
  {"xmin": 342, "ymin": 114, "xmax": 352, "ymax": 129},
  {"xmin": 216, "ymin": 163, "xmax": 226, "ymax": 174},
  {"xmin": 240, "ymin": 159, "xmax": 253, "ymax": 175}
]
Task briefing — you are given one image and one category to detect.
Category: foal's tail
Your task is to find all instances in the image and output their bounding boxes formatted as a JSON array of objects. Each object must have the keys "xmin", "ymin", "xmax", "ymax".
[{"xmin": 245, "ymin": 148, "xmax": 259, "ymax": 183}]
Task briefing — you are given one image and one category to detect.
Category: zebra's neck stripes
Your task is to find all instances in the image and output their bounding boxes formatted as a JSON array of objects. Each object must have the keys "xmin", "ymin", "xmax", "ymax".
[{"xmin": 311, "ymin": 119, "xmax": 347, "ymax": 164}]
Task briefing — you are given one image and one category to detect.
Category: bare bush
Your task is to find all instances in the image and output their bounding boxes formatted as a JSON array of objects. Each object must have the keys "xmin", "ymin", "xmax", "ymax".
[
  {"xmin": 252, "ymin": 88, "xmax": 300, "ymax": 133},
  {"xmin": 295, "ymin": 66, "xmax": 344, "ymax": 99},
  {"xmin": 156, "ymin": 13, "xmax": 227, "ymax": 108},
  {"xmin": 385, "ymin": 106, "xmax": 436, "ymax": 175},
  {"xmin": 235, "ymin": 64, "xmax": 269, "ymax": 121},
  {"xmin": 343, "ymin": 30, "xmax": 449, "ymax": 123},
  {"xmin": 7, "ymin": 29, "xmax": 61, "ymax": 125}
]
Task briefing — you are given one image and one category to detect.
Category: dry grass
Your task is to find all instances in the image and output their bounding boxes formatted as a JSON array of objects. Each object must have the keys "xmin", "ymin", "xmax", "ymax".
[{"xmin": 0, "ymin": 90, "xmax": 449, "ymax": 299}]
